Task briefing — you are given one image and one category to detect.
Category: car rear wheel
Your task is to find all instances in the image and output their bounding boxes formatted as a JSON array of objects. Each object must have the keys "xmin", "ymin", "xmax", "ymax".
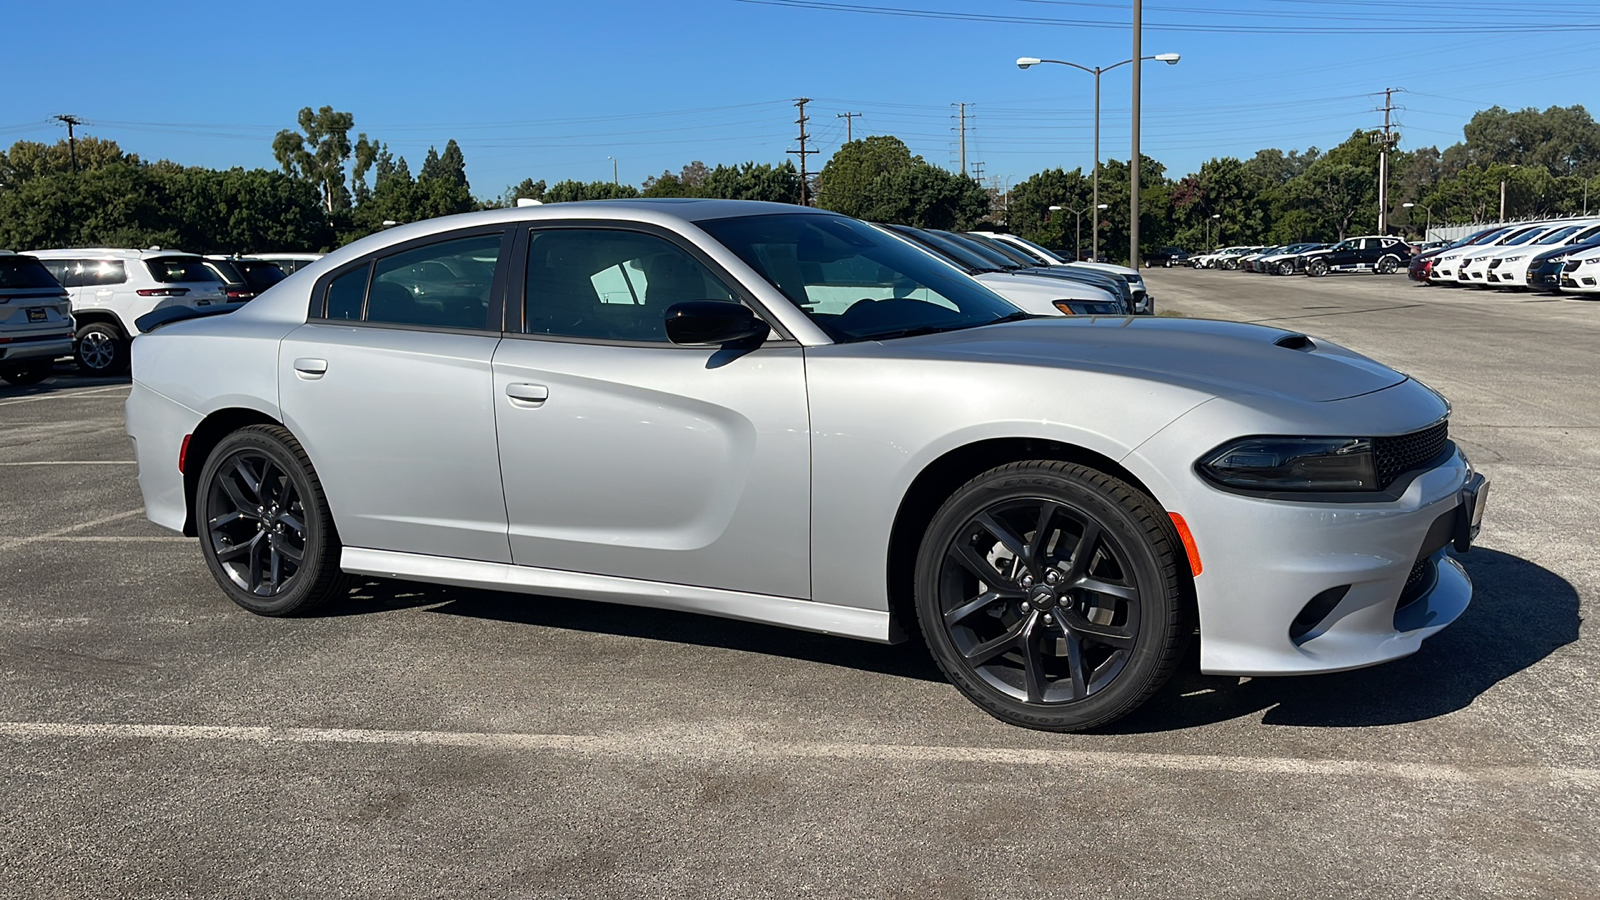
[
  {"xmin": 1306, "ymin": 259, "xmax": 1328, "ymax": 277},
  {"xmin": 74, "ymin": 322, "xmax": 128, "ymax": 374},
  {"xmin": 1376, "ymin": 255, "xmax": 1400, "ymax": 275},
  {"xmin": 1277, "ymin": 261, "xmax": 1296, "ymax": 276},
  {"xmin": 0, "ymin": 360, "xmax": 53, "ymax": 386},
  {"xmin": 196, "ymin": 425, "xmax": 353, "ymax": 616},
  {"xmin": 914, "ymin": 460, "xmax": 1191, "ymax": 732}
]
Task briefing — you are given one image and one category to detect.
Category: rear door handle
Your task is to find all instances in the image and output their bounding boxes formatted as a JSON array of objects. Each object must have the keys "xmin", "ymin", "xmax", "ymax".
[
  {"xmin": 506, "ymin": 383, "xmax": 549, "ymax": 406},
  {"xmin": 293, "ymin": 358, "xmax": 328, "ymax": 379}
]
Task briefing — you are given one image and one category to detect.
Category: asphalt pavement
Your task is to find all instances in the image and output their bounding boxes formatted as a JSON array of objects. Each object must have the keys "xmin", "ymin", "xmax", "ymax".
[{"xmin": 1, "ymin": 274, "xmax": 1596, "ymax": 899}]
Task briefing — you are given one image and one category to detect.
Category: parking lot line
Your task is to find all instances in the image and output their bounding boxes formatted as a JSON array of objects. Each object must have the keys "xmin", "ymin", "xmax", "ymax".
[
  {"xmin": 1, "ymin": 721, "xmax": 1596, "ymax": 789},
  {"xmin": 0, "ymin": 385, "xmax": 130, "ymax": 408},
  {"xmin": 0, "ymin": 509, "xmax": 144, "ymax": 553},
  {"xmin": 34, "ymin": 536, "xmax": 189, "ymax": 543}
]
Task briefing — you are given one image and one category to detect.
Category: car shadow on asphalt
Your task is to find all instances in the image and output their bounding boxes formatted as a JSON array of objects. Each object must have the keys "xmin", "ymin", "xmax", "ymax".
[
  {"xmin": 1105, "ymin": 548, "xmax": 1582, "ymax": 733},
  {"xmin": 319, "ymin": 578, "xmax": 947, "ymax": 683}
]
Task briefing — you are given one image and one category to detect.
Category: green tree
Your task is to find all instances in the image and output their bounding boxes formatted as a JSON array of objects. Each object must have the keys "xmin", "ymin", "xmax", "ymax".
[
  {"xmin": 543, "ymin": 180, "xmax": 641, "ymax": 203},
  {"xmin": 862, "ymin": 165, "xmax": 991, "ymax": 230},
  {"xmin": 697, "ymin": 161, "xmax": 801, "ymax": 203},
  {"xmin": 0, "ymin": 136, "xmax": 138, "ymax": 182},
  {"xmin": 272, "ymin": 105, "xmax": 357, "ymax": 214},
  {"xmin": 815, "ymin": 136, "xmax": 917, "ymax": 217}
]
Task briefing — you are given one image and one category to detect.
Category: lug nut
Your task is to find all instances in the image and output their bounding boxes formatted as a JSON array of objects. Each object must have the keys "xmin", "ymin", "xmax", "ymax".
[
  {"xmin": 1045, "ymin": 570, "xmax": 1061, "ymax": 585},
  {"xmin": 1021, "ymin": 574, "xmax": 1034, "ymax": 588}
]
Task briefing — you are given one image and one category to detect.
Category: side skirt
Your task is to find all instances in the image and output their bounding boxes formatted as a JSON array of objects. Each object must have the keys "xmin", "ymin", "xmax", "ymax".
[{"xmin": 340, "ymin": 547, "xmax": 895, "ymax": 643}]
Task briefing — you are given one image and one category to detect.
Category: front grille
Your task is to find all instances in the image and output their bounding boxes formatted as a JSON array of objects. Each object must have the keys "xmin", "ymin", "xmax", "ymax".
[{"xmin": 1373, "ymin": 420, "xmax": 1449, "ymax": 488}]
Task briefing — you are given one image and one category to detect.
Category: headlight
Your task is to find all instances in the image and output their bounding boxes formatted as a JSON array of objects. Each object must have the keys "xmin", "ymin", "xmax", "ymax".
[
  {"xmin": 1198, "ymin": 436, "xmax": 1378, "ymax": 492},
  {"xmin": 1502, "ymin": 255, "xmax": 1525, "ymax": 263},
  {"xmin": 1549, "ymin": 255, "xmax": 1568, "ymax": 264},
  {"xmin": 1584, "ymin": 258, "xmax": 1600, "ymax": 266}
]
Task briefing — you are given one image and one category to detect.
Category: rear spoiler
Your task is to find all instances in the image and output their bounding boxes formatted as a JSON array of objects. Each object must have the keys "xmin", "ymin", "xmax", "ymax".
[{"xmin": 134, "ymin": 304, "xmax": 238, "ymax": 334}]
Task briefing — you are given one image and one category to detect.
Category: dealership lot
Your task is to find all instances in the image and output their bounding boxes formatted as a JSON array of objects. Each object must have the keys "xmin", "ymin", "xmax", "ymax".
[{"xmin": 1, "ymin": 272, "xmax": 1596, "ymax": 898}]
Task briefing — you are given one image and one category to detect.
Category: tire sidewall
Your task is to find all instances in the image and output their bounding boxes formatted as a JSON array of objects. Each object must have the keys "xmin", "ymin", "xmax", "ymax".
[
  {"xmin": 195, "ymin": 428, "xmax": 333, "ymax": 616},
  {"xmin": 914, "ymin": 464, "xmax": 1183, "ymax": 731},
  {"xmin": 75, "ymin": 322, "xmax": 127, "ymax": 374}
]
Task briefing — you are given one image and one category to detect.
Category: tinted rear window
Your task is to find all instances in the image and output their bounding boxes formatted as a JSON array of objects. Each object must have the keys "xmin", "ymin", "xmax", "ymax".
[
  {"xmin": 202, "ymin": 260, "xmax": 246, "ymax": 285},
  {"xmin": 148, "ymin": 257, "xmax": 221, "ymax": 283},
  {"xmin": 0, "ymin": 257, "xmax": 64, "ymax": 290},
  {"xmin": 239, "ymin": 261, "xmax": 287, "ymax": 290}
]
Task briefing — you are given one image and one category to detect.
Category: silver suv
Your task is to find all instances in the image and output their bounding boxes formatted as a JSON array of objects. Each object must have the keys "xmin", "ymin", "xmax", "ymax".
[
  {"xmin": 29, "ymin": 249, "xmax": 227, "ymax": 374},
  {"xmin": 0, "ymin": 252, "xmax": 75, "ymax": 386}
]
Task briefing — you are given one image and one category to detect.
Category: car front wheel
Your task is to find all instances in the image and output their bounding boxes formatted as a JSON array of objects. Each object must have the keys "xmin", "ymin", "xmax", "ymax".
[
  {"xmin": 196, "ymin": 425, "xmax": 353, "ymax": 616},
  {"xmin": 75, "ymin": 322, "xmax": 128, "ymax": 374},
  {"xmin": 1306, "ymin": 259, "xmax": 1328, "ymax": 277},
  {"xmin": 914, "ymin": 461, "xmax": 1191, "ymax": 732}
]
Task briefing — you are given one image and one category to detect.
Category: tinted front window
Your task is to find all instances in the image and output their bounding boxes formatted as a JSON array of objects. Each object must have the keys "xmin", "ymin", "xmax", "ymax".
[
  {"xmin": 699, "ymin": 214, "xmax": 1021, "ymax": 342},
  {"xmin": 0, "ymin": 257, "xmax": 63, "ymax": 289},
  {"xmin": 525, "ymin": 229, "xmax": 737, "ymax": 343},
  {"xmin": 148, "ymin": 257, "xmax": 219, "ymax": 283}
]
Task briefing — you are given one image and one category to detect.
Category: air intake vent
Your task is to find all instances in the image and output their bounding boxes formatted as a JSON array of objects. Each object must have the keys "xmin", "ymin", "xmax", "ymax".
[{"xmin": 1274, "ymin": 333, "xmax": 1315, "ymax": 351}]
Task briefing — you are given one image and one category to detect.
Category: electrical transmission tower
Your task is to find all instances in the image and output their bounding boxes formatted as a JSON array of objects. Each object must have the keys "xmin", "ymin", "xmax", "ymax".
[{"xmin": 789, "ymin": 98, "xmax": 818, "ymax": 207}]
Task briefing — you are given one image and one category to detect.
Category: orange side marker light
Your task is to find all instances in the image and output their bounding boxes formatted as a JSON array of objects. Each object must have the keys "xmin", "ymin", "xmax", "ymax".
[{"xmin": 1168, "ymin": 512, "xmax": 1202, "ymax": 577}]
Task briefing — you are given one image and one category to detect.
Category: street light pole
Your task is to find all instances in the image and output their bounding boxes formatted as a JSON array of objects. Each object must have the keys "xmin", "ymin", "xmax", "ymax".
[
  {"xmin": 1402, "ymin": 201, "xmax": 1432, "ymax": 240},
  {"xmin": 1131, "ymin": 0, "xmax": 1142, "ymax": 269},
  {"xmin": 608, "ymin": 156, "xmax": 618, "ymax": 185},
  {"xmin": 1209, "ymin": 213, "xmax": 1221, "ymax": 249},
  {"xmin": 1050, "ymin": 204, "xmax": 1085, "ymax": 262},
  {"xmin": 1018, "ymin": 51, "xmax": 1178, "ymax": 265}
]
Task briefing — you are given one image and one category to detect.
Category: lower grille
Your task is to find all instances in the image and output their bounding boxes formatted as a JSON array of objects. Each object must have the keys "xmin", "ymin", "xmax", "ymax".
[{"xmin": 1373, "ymin": 421, "xmax": 1450, "ymax": 488}]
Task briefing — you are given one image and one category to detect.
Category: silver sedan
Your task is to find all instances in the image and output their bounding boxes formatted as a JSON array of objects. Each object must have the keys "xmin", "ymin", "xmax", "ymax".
[{"xmin": 126, "ymin": 200, "xmax": 1487, "ymax": 731}]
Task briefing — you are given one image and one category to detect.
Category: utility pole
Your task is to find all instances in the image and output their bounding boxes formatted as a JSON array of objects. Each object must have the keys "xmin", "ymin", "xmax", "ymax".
[
  {"xmin": 836, "ymin": 111, "xmax": 861, "ymax": 143},
  {"xmin": 1130, "ymin": 0, "xmax": 1142, "ymax": 269},
  {"xmin": 955, "ymin": 102, "xmax": 968, "ymax": 177},
  {"xmin": 1374, "ymin": 88, "xmax": 1401, "ymax": 234},
  {"xmin": 971, "ymin": 161, "xmax": 985, "ymax": 182},
  {"xmin": 788, "ymin": 98, "xmax": 818, "ymax": 207},
  {"xmin": 53, "ymin": 114, "xmax": 83, "ymax": 174}
]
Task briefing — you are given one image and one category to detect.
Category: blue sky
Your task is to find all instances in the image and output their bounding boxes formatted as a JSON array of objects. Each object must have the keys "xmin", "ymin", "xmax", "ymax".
[{"xmin": 6, "ymin": 0, "xmax": 1599, "ymax": 198}]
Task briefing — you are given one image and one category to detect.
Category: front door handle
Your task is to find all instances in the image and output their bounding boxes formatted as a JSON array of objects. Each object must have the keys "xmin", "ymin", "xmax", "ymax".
[
  {"xmin": 506, "ymin": 383, "xmax": 549, "ymax": 406},
  {"xmin": 293, "ymin": 358, "xmax": 328, "ymax": 379}
]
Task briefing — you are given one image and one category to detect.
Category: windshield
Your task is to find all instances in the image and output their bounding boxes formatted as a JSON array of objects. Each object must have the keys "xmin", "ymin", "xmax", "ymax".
[
  {"xmin": 942, "ymin": 231, "xmax": 1038, "ymax": 268},
  {"xmin": 1497, "ymin": 228, "xmax": 1546, "ymax": 246},
  {"xmin": 914, "ymin": 228, "xmax": 1021, "ymax": 270},
  {"xmin": 202, "ymin": 260, "xmax": 246, "ymax": 286},
  {"xmin": 0, "ymin": 256, "xmax": 64, "ymax": 290},
  {"xmin": 1000, "ymin": 234, "xmax": 1069, "ymax": 264},
  {"xmin": 1534, "ymin": 226, "xmax": 1584, "ymax": 245},
  {"xmin": 885, "ymin": 226, "xmax": 992, "ymax": 271},
  {"xmin": 698, "ymin": 214, "xmax": 1023, "ymax": 342}
]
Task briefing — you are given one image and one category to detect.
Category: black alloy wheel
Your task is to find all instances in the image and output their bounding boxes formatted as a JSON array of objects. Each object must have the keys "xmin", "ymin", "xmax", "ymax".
[
  {"xmin": 1306, "ymin": 258, "xmax": 1329, "ymax": 277},
  {"xmin": 1376, "ymin": 255, "xmax": 1400, "ymax": 275},
  {"xmin": 74, "ymin": 322, "xmax": 127, "ymax": 374},
  {"xmin": 196, "ymin": 425, "xmax": 352, "ymax": 616},
  {"xmin": 915, "ymin": 461, "xmax": 1190, "ymax": 731}
]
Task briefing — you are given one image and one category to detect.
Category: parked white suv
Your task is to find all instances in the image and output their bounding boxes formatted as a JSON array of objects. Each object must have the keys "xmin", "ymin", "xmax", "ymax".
[
  {"xmin": 0, "ymin": 252, "xmax": 75, "ymax": 385},
  {"xmin": 29, "ymin": 249, "xmax": 228, "ymax": 374}
]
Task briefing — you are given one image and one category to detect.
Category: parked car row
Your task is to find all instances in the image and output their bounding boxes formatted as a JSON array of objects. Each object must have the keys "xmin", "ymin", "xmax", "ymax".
[
  {"xmin": 1189, "ymin": 237, "xmax": 1414, "ymax": 277},
  {"xmin": 0, "ymin": 248, "xmax": 322, "ymax": 381},
  {"xmin": 1410, "ymin": 218, "xmax": 1600, "ymax": 297}
]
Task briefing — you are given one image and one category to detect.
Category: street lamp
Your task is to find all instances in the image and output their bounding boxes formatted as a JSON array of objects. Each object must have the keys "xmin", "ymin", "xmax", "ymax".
[
  {"xmin": 1402, "ymin": 202, "xmax": 1432, "ymax": 241},
  {"xmin": 1050, "ymin": 204, "xmax": 1085, "ymax": 261},
  {"xmin": 607, "ymin": 156, "xmax": 618, "ymax": 186},
  {"xmin": 1207, "ymin": 213, "xmax": 1221, "ymax": 249},
  {"xmin": 1499, "ymin": 164, "xmax": 1518, "ymax": 221},
  {"xmin": 1017, "ymin": 51, "xmax": 1179, "ymax": 263}
]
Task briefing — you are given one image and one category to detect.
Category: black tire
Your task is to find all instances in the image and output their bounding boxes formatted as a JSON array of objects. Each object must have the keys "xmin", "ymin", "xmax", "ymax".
[
  {"xmin": 74, "ymin": 321, "xmax": 128, "ymax": 374},
  {"xmin": 1277, "ymin": 261, "xmax": 1296, "ymax": 276},
  {"xmin": 1306, "ymin": 258, "xmax": 1328, "ymax": 277},
  {"xmin": 914, "ymin": 460, "xmax": 1191, "ymax": 732},
  {"xmin": 195, "ymin": 424, "xmax": 354, "ymax": 616},
  {"xmin": 0, "ymin": 359, "xmax": 53, "ymax": 386},
  {"xmin": 1222, "ymin": 259, "xmax": 1239, "ymax": 270},
  {"xmin": 1375, "ymin": 255, "xmax": 1400, "ymax": 275}
]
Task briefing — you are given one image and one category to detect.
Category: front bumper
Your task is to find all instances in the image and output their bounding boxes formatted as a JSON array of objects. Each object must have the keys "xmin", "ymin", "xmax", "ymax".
[{"xmin": 1124, "ymin": 385, "xmax": 1480, "ymax": 676}]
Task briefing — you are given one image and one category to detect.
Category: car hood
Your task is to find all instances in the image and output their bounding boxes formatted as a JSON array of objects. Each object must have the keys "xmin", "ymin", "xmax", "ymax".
[{"xmin": 886, "ymin": 316, "xmax": 1408, "ymax": 403}]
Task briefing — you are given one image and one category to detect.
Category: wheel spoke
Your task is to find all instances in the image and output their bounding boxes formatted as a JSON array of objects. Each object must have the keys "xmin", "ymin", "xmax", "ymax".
[
  {"xmin": 209, "ymin": 510, "xmax": 245, "ymax": 530},
  {"xmin": 1062, "ymin": 630, "xmax": 1089, "ymax": 698},
  {"xmin": 268, "ymin": 541, "xmax": 283, "ymax": 589},
  {"xmin": 214, "ymin": 536, "xmax": 258, "ymax": 563},
  {"xmin": 1024, "ymin": 501, "xmax": 1060, "ymax": 567},
  {"xmin": 977, "ymin": 513, "xmax": 1031, "ymax": 573},
  {"xmin": 233, "ymin": 459, "xmax": 262, "ymax": 502},
  {"xmin": 276, "ymin": 511, "xmax": 304, "ymax": 535},
  {"xmin": 218, "ymin": 472, "xmax": 254, "ymax": 516},
  {"xmin": 1075, "ymin": 576, "xmax": 1137, "ymax": 603},
  {"xmin": 248, "ymin": 533, "xmax": 265, "ymax": 592},
  {"xmin": 949, "ymin": 540, "xmax": 1007, "ymax": 586},
  {"xmin": 276, "ymin": 539, "xmax": 304, "ymax": 563},
  {"xmin": 944, "ymin": 589, "xmax": 1013, "ymax": 626},
  {"xmin": 1062, "ymin": 521, "xmax": 1102, "ymax": 580},
  {"xmin": 962, "ymin": 616, "xmax": 1028, "ymax": 665},
  {"xmin": 1058, "ymin": 609, "xmax": 1137, "ymax": 648},
  {"xmin": 1019, "ymin": 615, "xmax": 1048, "ymax": 703}
]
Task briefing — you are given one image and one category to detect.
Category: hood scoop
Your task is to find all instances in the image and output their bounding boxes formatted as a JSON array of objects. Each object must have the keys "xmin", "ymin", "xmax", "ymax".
[{"xmin": 1274, "ymin": 333, "xmax": 1315, "ymax": 351}]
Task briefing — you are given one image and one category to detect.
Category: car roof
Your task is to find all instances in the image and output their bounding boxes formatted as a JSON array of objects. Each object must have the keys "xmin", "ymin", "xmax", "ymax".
[{"xmin": 26, "ymin": 247, "xmax": 199, "ymax": 259}]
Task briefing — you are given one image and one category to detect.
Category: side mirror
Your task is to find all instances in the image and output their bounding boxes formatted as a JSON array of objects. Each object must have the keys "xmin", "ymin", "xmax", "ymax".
[{"xmin": 664, "ymin": 301, "xmax": 769, "ymax": 346}]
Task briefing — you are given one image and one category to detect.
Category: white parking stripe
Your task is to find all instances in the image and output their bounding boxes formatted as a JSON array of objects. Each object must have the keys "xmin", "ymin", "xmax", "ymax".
[
  {"xmin": 0, "ymin": 461, "xmax": 136, "ymax": 466},
  {"xmin": 0, "ymin": 385, "xmax": 130, "ymax": 408},
  {"xmin": 32, "ymin": 536, "xmax": 190, "ymax": 543},
  {"xmin": 1, "ymin": 721, "xmax": 1595, "ymax": 788},
  {"xmin": 0, "ymin": 509, "xmax": 144, "ymax": 553}
]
